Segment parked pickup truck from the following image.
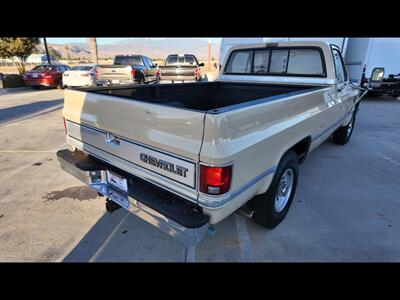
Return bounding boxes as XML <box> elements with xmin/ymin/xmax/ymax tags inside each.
<box><xmin>159</xmin><ymin>54</ymin><xmax>204</xmax><ymax>83</ymax></box>
<box><xmin>58</xmin><ymin>41</ymin><xmax>363</xmax><ymax>245</ymax></box>
<box><xmin>96</xmin><ymin>55</ymin><xmax>160</xmax><ymax>86</ymax></box>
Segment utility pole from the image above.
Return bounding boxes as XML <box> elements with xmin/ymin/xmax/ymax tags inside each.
<box><xmin>88</xmin><ymin>38</ymin><xmax>98</xmax><ymax>64</ymax></box>
<box><xmin>43</xmin><ymin>37</ymin><xmax>51</xmax><ymax>64</ymax></box>
<box><xmin>208</xmin><ymin>39</ymin><xmax>211</xmax><ymax>71</ymax></box>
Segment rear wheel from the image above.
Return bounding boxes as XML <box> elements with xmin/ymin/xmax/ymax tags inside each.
<box><xmin>250</xmin><ymin>150</ymin><xmax>299</xmax><ymax>229</ymax></box>
<box><xmin>57</xmin><ymin>80</ymin><xmax>64</xmax><ymax>89</ymax></box>
<box><xmin>332</xmin><ymin>110</ymin><xmax>356</xmax><ymax>145</ymax></box>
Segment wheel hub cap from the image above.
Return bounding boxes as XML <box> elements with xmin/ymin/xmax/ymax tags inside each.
<box><xmin>275</xmin><ymin>169</ymin><xmax>294</xmax><ymax>213</ymax></box>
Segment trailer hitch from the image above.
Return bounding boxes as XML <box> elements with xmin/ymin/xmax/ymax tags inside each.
<box><xmin>105</xmin><ymin>198</ymin><xmax>122</xmax><ymax>213</ymax></box>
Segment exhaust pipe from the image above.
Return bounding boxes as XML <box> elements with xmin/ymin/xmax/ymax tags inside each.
<box><xmin>105</xmin><ymin>199</ymin><xmax>121</xmax><ymax>213</ymax></box>
<box><xmin>236</xmin><ymin>206</ymin><xmax>254</xmax><ymax>219</ymax></box>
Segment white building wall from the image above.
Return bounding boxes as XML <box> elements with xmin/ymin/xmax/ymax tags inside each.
<box><xmin>366</xmin><ymin>38</ymin><xmax>400</xmax><ymax>76</ymax></box>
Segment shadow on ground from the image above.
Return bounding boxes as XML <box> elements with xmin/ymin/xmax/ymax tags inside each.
<box><xmin>62</xmin><ymin>207</ymin><xmax>188</xmax><ymax>262</ymax></box>
<box><xmin>0</xmin><ymin>99</ymin><xmax>63</xmax><ymax>124</ymax></box>
<box><xmin>62</xmin><ymin>202</ymin><xmax>242</xmax><ymax>262</ymax></box>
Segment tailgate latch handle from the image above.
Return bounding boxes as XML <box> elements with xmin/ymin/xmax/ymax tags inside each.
<box><xmin>105</xmin><ymin>132</ymin><xmax>120</xmax><ymax>146</ymax></box>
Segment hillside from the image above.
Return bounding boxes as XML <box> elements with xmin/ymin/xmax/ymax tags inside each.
<box><xmin>37</xmin><ymin>38</ymin><xmax>221</xmax><ymax>60</ymax></box>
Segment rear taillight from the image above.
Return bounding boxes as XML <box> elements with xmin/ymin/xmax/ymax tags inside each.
<box><xmin>131</xmin><ymin>68</ymin><xmax>135</xmax><ymax>77</ymax></box>
<box><xmin>43</xmin><ymin>72</ymin><xmax>52</xmax><ymax>79</ymax></box>
<box><xmin>194</xmin><ymin>67</ymin><xmax>199</xmax><ymax>77</ymax></box>
<box><xmin>95</xmin><ymin>68</ymin><xmax>99</xmax><ymax>77</ymax></box>
<box><xmin>157</xmin><ymin>69</ymin><xmax>161</xmax><ymax>76</ymax></box>
<box><xmin>63</xmin><ymin>117</ymin><xmax>67</xmax><ymax>134</ymax></box>
<box><xmin>200</xmin><ymin>164</ymin><xmax>232</xmax><ymax>195</ymax></box>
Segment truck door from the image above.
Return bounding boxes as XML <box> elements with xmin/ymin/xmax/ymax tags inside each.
<box><xmin>332</xmin><ymin>46</ymin><xmax>359</xmax><ymax>115</ymax></box>
<box><xmin>147</xmin><ymin>57</ymin><xmax>157</xmax><ymax>81</ymax></box>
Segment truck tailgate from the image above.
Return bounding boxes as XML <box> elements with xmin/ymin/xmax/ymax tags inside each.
<box><xmin>97</xmin><ymin>65</ymin><xmax>132</xmax><ymax>81</ymax></box>
<box><xmin>160</xmin><ymin>66</ymin><xmax>196</xmax><ymax>77</ymax></box>
<box><xmin>63</xmin><ymin>89</ymin><xmax>205</xmax><ymax>188</ymax></box>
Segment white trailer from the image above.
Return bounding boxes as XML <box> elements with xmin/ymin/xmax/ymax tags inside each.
<box><xmin>345</xmin><ymin>38</ymin><xmax>400</xmax><ymax>84</ymax></box>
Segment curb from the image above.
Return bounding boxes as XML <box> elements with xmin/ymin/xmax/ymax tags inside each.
<box><xmin>0</xmin><ymin>86</ymin><xmax>31</xmax><ymax>95</ymax></box>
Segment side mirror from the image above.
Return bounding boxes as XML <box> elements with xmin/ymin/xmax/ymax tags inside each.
<box><xmin>198</xmin><ymin>63</ymin><xmax>204</xmax><ymax>67</ymax></box>
<box><xmin>154</xmin><ymin>63</ymin><xmax>158</xmax><ymax>67</ymax></box>
<box><xmin>370</xmin><ymin>67</ymin><xmax>385</xmax><ymax>88</ymax></box>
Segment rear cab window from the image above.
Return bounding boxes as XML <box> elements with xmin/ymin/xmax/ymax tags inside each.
<box><xmin>114</xmin><ymin>56</ymin><xmax>143</xmax><ymax>66</ymax></box>
<box><xmin>166</xmin><ymin>55</ymin><xmax>198</xmax><ymax>65</ymax></box>
<box><xmin>225</xmin><ymin>50</ymin><xmax>253</xmax><ymax>74</ymax></box>
<box><xmin>166</xmin><ymin>55</ymin><xmax>178</xmax><ymax>65</ymax></box>
<box><xmin>224</xmin><ymin>47</ymin><xmax>326</xmax><ymax>77</ymax></box>
<box><xmin>184</xmin><ymin>55</ymin><xmax>196</xmax><ymax>64</ymax></box>
<box><xmin>32</xmin><ymin>65</ymin><xmax>52</xmax><ymax>72</ymax></box>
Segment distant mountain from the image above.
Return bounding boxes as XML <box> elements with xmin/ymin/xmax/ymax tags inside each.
<box><xmin>37</xmin><ymin>38</ymin><xmax>221</xmax><ymax>60</ymax></box>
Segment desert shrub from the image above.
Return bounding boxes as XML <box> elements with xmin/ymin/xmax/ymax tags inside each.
<box><xmin>3</xmin><ymin>74</ymin><xmax>26</xmax><ymax>88</ymax></box>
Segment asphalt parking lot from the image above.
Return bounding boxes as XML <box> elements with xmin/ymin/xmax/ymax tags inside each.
<box><xmin>0</xmin><ymin>88</ymin><xmax>399</xmax><ymax>262</ymax></box>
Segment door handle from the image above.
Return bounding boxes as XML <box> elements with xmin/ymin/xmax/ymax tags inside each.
<box><xmin>105</xmin><ymin>132</ymin><xmax>120</xmax><ymax>146</ymax></box>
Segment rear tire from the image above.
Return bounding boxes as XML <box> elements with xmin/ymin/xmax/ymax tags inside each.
<box><xmin>250</xmin><ymin>150</ymin><xmax>299</xmax><ymax>229</ymax></box>
<box><xmin>332</xmin><ymin>110</ymin><xmax>356</xmax><ymax>145</ymax></box>
<box><xmin>57</xmin><ymin>80</ymin><xmax>64</xmax><ymax>89</ymax></box>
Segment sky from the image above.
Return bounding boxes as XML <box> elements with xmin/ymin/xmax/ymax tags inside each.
<box><xmin>45</xmin><ymin>38</ymin><xmax>221</xmax><ymax>45</ymax></box>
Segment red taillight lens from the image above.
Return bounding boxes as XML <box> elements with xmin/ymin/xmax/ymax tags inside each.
<box><xmin>200</xmin><ymin>165</ymin><xmax>232</xmax><ymax>195</ymax></box>
<box><xmin>194</xmin><ymin>67</ymin><xmax>198</xmax><ymax>77</ymax></box>
<box><xmin>157</xmin><ymin>69</ymin><xmax>161</xmax><ymax>76</ymax></box>
<box><xmin>131</xmin><ymin>68</ymin><xmax>135</xmax><ymax>77</ymax></box>
<box><xmin>63</xmin><ymin>117</ymin><xmax>67</xmax><ymax>134</ymax></box>
<box><xmin>95</xmin><ymin>68</ymin><xmax>99</xmax><ymax>77</ymax></box>
<box><xmin>43</xmin><ymin>72</ymin><xmax>52</xmax><ymax>79</ymax></box>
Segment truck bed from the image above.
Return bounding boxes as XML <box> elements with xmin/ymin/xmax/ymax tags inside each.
<box><xmin>77</xmin><ymin>82</ymin><xmax>322</xmax><ymax>113</ymax></box>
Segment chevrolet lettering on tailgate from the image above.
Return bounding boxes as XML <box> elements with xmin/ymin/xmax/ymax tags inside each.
<box><xmin>140</xmin><ymin>153</ymin><xmax>189</xmax><ymax>178</ymax></box>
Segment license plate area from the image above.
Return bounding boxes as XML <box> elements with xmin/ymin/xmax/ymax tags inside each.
<box><xmin>108</xmin><ymin>187</ymin><xmax>130</xmax><ymax>209</ymax></box>
<box><xmin>106</xmin><ymin>170</ymin><xmax>130</xmax><ymax>209</ymax></box>
<box><xmin>106</xmin><ymin>170</ymin><xmax>128</xmax><ymax>192</ymax></box>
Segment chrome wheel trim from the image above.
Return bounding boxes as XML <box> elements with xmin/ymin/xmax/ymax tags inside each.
<box><xmin>275</xmin><ymin>168</ymin><xmax>294</xmax><ymax>213</ymax></box>
<box><xmin>346</xmin><ymin>119</ymin><xmax>353</xmax><ymax>137</ymax></box>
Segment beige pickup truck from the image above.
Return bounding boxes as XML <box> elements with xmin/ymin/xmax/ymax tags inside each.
<box><xmin>57</xmin><ymin>41</ymin><xmax>364</xmax><ymax>245</ymax></box>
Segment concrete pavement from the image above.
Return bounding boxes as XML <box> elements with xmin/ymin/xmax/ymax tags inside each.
<box><xmin>0</xmin><ymin>89</ymin><xmax>399</xmax><ymax>262</ymax></box>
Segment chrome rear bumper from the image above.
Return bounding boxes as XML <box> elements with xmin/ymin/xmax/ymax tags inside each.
<box><xmin>57</xmin><ymin>149</ymin><xmax>209</xmax><ymax>246</ymax></box>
